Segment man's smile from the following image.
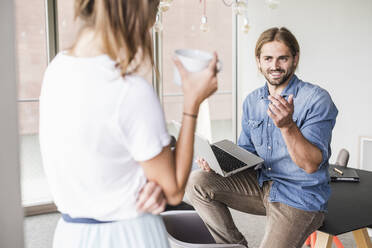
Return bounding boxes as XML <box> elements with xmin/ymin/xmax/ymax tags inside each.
<box><xmin>268</xmin><ymin>70</ymin><xmax>284</xmax><ymax>79</ymax></box>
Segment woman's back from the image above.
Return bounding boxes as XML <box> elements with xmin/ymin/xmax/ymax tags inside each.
<box><xmin>39</xmin><ymin>52</ymin><xmax>170</xmax><ymax>221</ymax></box>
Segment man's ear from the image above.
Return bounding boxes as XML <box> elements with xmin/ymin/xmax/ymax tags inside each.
<box><xmin>294</xmin><ymin>53</ymin><xmax>299</xmax><ymax>66</ymax></box>
<box><xmin>256</xmin><ymin>56</ymin><xmax>261</xmax><ymax>71</ymax></box>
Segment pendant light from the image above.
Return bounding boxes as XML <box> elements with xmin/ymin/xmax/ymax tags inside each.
<box><xmin>200</xmin><ymin>0</ymin><xmax>210</xmax><ymax>32</ymax></box>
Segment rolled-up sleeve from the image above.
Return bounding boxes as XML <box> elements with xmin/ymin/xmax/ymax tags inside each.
<box><xmin>300</xmin><ymin>88</ymin><xmax>338</xmax><ymax>169</ymax></box>
<box><xmin>117</xmin><ymin>77</ymin><xmax>171</xmax><ymax>162</ymax></box>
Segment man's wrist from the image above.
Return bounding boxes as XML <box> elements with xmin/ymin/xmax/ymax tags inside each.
<box><xmin>280</xmin><ymin>121</ymin><xmax>297</xmax><ymax>134</ymax></box>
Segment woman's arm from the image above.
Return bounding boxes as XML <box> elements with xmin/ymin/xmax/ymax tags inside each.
<box><xmin>139</xmin><ymin>53</ymin><xmax>218</xmax><ymax>205</ymax></box>
<box><xmin>139</xmin><ymin>117</ymin><xmax>196</xmax><ymax>205</ymax></box>
<box><xmin>136</xmin><ymin>181</ymin><xmax>167</xmax><ymax>214</ymax></box>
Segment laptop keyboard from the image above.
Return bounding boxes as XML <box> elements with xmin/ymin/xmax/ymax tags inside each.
<box><xmin>211</xmin><ymin>145</ymin><xmax>247</xmax><ymax>173</ymax></box>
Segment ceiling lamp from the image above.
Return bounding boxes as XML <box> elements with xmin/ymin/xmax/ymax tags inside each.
<box><xmin>199</xmin><ymin>0</ymin><xmax>210</xmax><ymax>32</ymax></box>
<box><xmin>154</xmin><ymin>0</ymin><xmax>279</xmax><ymax>34</ymax></box>
<box><xmin>242</xmin><ymin>17</ymin><xmax>250</xmax><ymax>34</ymax></box>
<box><xmin>159</xmin><ymin>0</ymin><xmax>173</xmax><ymax>13</ymax></box>
<box><xmin>232</xmin><ymin>0</ymin><xmax>248</xmax><ymax>16</ymax></box>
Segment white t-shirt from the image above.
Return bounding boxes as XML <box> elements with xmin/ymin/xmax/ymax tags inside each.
<box><xmin>39</xmin><ymin>52</ymin><xmax>171</xmax><ymax>221</ymax></box>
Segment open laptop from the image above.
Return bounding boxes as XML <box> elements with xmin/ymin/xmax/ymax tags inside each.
<box><xmin>194</xmin><ymin>134</ymin><xmax>264</xmax><ymax>177</ymax></box>
<box><xmin>172</xmin><ymin>121</ymin><xmax>264</xmax><ymax>177</ymax></box>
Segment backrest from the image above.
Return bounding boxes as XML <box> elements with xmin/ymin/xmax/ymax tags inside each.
<box><xmin>335</xmin><ymin>148</ymin><xmax>350</xmax><ymax>167</ymax></box>
<box><xmin>161</xmin><ymin>211</ymin><xmax>216</xmax><ymax>244</ymax></box>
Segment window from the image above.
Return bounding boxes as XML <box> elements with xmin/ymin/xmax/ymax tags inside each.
<box><xmin>160</xmin><ymin>1</ymin><xmax>235</xmax><ymax>142</ymax></box>
<box><xmin>15</xmin><ymin>0</ymin><xmax>52</xmax><ymax>207</ymax></box>
<box><xmin>57</xmin><ymin>0</ymin><xmax>78</xmax><ymax>52</ymax></box>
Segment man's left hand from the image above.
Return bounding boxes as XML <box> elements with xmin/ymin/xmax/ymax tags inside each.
<box><xmin>267</xmin><ymin>94</ymin><xmax>295</xmax><ymax>129</ymax></box>
<box><xmin>136</xmin><ymin>181</ymin><xmax>167</xmax><ymax>215</ymax></box>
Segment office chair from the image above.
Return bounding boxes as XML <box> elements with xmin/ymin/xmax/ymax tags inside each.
<box><xmin>304</xmin><ymin>148</ymin><xmax>350</xmax><ymax>248</ymax></box>
<box><xmin>161</xmin><ymin>210</ymin><xmax>246</xmax><ymax>248</ymax></box>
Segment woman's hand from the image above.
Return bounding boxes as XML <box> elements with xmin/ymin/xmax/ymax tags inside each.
<box><xmin>173</xmin><ymin>52</ymin><xmax>219</xmax><ymax>114</ymax></box>
<box><xmin>136</xmin><ymin>181</ymin><xmax>166</xmax><ymax>215</ymax></box>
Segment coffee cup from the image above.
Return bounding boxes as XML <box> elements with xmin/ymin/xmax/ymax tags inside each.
<box><xmin>174</xmin><ymin>49</ymin><xmax>222</xmax><ymax>86</ymax></box>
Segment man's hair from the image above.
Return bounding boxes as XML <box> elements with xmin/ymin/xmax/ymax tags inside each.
<box><xmin>255</xmin><ymin>27</ymin><xmax>300</xmax><ymax>61</ymax></box>
<box><xmin>74</xmin><ymin>0</ymin><xmax>160</xmax><ymax>76</ymax></box>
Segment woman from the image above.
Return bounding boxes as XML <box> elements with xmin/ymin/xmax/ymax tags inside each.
<box><xmin>39</xmin><ymin>0</ymin><xmax>218</xmax><ymax>247</ymax></box>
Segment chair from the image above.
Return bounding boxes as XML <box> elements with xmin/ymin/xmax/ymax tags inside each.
<box><xmin>161</xmin><ymin>210</ymin><xmax>246</xmax><ymax>248</ymax></box>
<box><xmin>334</xmin><ymin>148</ymin><xmax>349</xmax><ymax>167</ymax></box>
<box><xmin>304</xmin><ymin>148</ymin><xmax>350</xmax><ymax>248</ymax></box>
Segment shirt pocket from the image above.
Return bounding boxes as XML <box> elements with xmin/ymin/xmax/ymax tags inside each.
<box><xmin>248</xmin><ymin>119</ymin><xmax>264</xmax><ymax>147</ymax></box>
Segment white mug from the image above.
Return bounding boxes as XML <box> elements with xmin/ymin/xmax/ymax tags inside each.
<box><xmin>174</xmin><ymin>49</ymin><xmax>222</xmax><ymax>86</ymax></box>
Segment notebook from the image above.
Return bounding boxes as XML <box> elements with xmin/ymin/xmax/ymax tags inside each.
<box><xmin>328</xmin><ymin>164</ymin><xmax>360</xmax><ymax>182</ymax></box>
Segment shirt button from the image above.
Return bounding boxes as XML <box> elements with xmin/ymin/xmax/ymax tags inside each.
<box><xmin>268</xmin><ymin>124</ymin><xmax>271</xmax><ymax>127</ymax></box>
<box><xmin>268</xmin><ymin>167</ymin><xmax>272</xmax><ymax>171</ymax></box>
<box><xmin>268</xmin><ymin>146</ymin><xmax>272</xmax><ymax>150</ymax></box>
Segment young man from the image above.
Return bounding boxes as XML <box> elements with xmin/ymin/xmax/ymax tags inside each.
<box><xmin>186</xmin><ymin>27</ymin><xmax>338</xmax><ymax>248</ymax></box>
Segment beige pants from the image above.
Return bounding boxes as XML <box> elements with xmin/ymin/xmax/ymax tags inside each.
<box><xmin>185</xmin><ymin>169</ymin><xmax>325</xmax><ymax>248</ymax></box>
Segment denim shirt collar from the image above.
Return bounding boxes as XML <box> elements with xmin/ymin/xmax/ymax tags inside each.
<box><xmin>259</xmin><ymin>74</ymin><xmax>299</xmax><ymax>100</ymax></box>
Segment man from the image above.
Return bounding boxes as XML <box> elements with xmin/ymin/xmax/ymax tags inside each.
<box><xmin>185</xmin><ymin>27</ymin><xmax>338</xmax><ymax>248</ymax></box>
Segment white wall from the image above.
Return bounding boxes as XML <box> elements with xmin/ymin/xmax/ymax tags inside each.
<box><xmin>0</xmin><ymin>0</ymin><xmax>24</xmax><ymax>247</ymax></box>
<box><xmin>237</xmin><ymin>0</ymin><xmax>372</xmax><ymax>168</ymax></box>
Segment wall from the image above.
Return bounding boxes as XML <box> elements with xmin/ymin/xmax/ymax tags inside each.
<box><xmin>0</xmin><ymin>0</ymin><xmax>25</xmax><ymax>247</ymax></box>
<box><xmin>237</xmin><ymin>0</ymin><xmax>372</xmax><ymax>168</ymax></box>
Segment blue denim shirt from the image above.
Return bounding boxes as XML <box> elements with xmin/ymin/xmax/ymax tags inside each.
<box><xmin>238</xmin><ymin>75</ymin><xmax>338</xmax><ymax>212</ymax></box>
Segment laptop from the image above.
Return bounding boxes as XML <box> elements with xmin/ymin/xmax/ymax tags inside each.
<box><xmin>171</xmin><ymin>121</ymin><xmax>264</xmax><ymax>177</ymax></box>
<box><xmin>194</xmin><ymin>134</ymin><xmax>264</xmax><ymax>177</ymax></box>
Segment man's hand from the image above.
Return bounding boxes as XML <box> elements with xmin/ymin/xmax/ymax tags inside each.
<box><xmin>196</xmin><ymin>157</ymin><xmax>212</xmax><ymax>172</ymax></box>
<box><xmin>267</xmin><ymin>94</ymin><xmax>295</xmax><ymax>130</ymax></box>
<box><xmin>136</xmin><ymin>181</ymin><xmax>166</xmax><ymax>215</ymax></box>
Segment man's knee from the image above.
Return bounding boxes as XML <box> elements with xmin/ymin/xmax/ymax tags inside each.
<box><xmin>185</xmin><ymin>170</ymin><xmax>215</xmax><ymax>201</ymax></box>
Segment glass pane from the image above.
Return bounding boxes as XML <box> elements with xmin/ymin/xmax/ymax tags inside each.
<box><xmin>57</xmin><ymin>0</ymin><xmax>79</xmax><ymax>51</ymax></box>
<box><xmin>15</xmin><ymin>0</ymin><xmax>47</xmax><ymax>100</ymax></box>
<box><xmin>19</xmin><ymin>102</ymin><xmax>52</xmax><ymax>205</ymax></box>
<box><xmin>161</xmin><ymin>1</ymin><xmax>233</xmax><ymax>142</ymax></box>
<box><xmin>15</xmin><ymin>0</ymin><xmax>52</xmax><ymax>205</ymax></box>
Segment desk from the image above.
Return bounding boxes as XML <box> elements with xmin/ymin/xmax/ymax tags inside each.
<box><xmin>315</xmin><ymin>166</ymin><xmax>372</xmax><ymax>248</ymax></box>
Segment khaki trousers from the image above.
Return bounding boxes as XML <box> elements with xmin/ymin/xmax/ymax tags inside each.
<box><xmin>185</xmin><ymin>169</ymin><xmax>325</xmax><ymax>248</ymax></box>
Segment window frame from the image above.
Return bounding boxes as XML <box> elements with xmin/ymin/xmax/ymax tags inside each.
<box><xmin>22</xmin><ymin>0</ymin><xmax>59</xmax><ymax>216</ymax></box>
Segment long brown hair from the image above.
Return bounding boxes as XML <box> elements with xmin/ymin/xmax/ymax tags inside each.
<box><xmin>255</xmin><ymin>27</ymin><xmax>300</xmax><ymax>69</ymax></box>
<box><xmin>74</xmin><ymin>0</ymin><xmax>160</xmax><ymax>76</ymax></box>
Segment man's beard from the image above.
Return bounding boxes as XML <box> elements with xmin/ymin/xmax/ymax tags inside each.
<box><xmin>262</xmin><ymin>64</ymin><xmax>295</xmax><ymax>86</ymax></box>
